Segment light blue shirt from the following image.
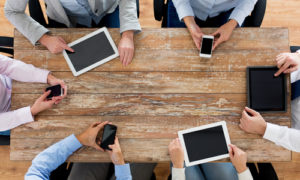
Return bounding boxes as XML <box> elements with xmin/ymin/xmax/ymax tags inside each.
<box><xmin>25</xmin><ymin>134</ymin><xmax>132</xmax><ymax>180</ymax></box>
<box><xmin>172</xmin><ymin>0</ymin><xmax>258</xmax><ymax>26</ymax></box>
<box><xmin>59</xmin><ymin>0</ymin><xmax>104</xmax><ymax>27</ymax></box>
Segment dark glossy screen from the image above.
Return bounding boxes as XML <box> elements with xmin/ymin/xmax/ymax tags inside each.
<box><xmin>183</xmin><ymin>126</ymin><xmax>228</xmax><ymax>162</ymax></box>
<box><xmin>249</xmin><ymin>67</ymin><xmax>286</xmax><ymax>111</ymax></box>
<box><xmin>66</xmin><ymin>31</ymin><xmax>115</xmax><ymax>72</ymax></box>
<box><xmin>100</xmin><ymin>124</ymin><xmax>117</xmax><ymax>150</ymax></box>
<box><xmin>46</xmin><ymin>84</ymin><xmax>62</xmax><ymax>99</ymax></box>
<box><xmin>200</xmin><ymin>38</ymin><xmax>213</xmax><ymax>54</ymax></box>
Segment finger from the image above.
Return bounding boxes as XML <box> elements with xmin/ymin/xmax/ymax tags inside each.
<box><xmin>39</xmin><ymin>90</ymin><xmax>51</xmax><ymax>101</ymax></box>
<box><xmin>123</xmin><ymin>50</ymin><xmax>130</xmax><ymax>66</ymax></box>
<box><xmin>212</xmin><ymin>30</ymin><xmax>220</xmax><ymax>37</ymax></box>
<box><xmin>276</xmin><ymin>54</ymin><xmax>286</xmax><ymax>61</ymax></box>
<box><xmin>96</xmin><ymin>121</ymin><xmax>110</xmax><ymax>130</ymax></box>
<box><xmin>58</xmin><ymin>36</ymin><xmax>66</xmax><ymax>44</ymax></box>
<box><xmin>90</xmin><ymin>121</ymin><xmax>102</xmax><ymax>128</ymax></box>
<box><xmin>62</xmin><ymin>43</ymin><xmax>74</xmax><ymax>52</ymax></box>
<box><xmin>126</xmin><ymin>49</ymin><xmax>134</xmax><ymax>66</ymax></box>
<box><xmin>239</xmin><ymin>123</ymin><xmax>245</xmax><ymax>131</ymax></box>
<box><xmin>275</xmin><ymin>62</ymin><xmax>290</xmax><ymax>76</ymax></box>
<box><xmin>276</xmin><ymin>58</ymin><xmax>286</xmax><ymax>69</ymax></box>
<box><xmin>244</xmin><ymin>107</ymin><xmax>259</xmax><ymax>116</ymax></box>
<box><xmin>212</xmin><ymin>38</ymin><xmax>223</xmax><ymax>51</ymax></box>
<box><xmin>108</xmin><ymin>144</ymin><xmax>114</xmax><ymax>150</ymax></box>
<box><xmin>93</xmin><ymin>144</ymin><xmax>104</xmax><ymax>151</ymax></box>
<box><xmin>284</xmin><ymin>66</ymin><xmax>298</xmax><ymax>74</ymax></box>
<box><xmin>242</xmin><ymin>110</ymin><xmax>250</xmax><ymax>119</ymax></box>
<box><xmin>119</xmin><ymin>48</ymin><xmax>125</xmax><ymax>65</ymax></box>
<box><xmin>62</xmin><ymin>85</ymin><xmax>67</xmax><ymax>97</ymax></box>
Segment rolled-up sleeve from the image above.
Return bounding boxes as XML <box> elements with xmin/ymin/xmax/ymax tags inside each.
<box><xmin>119</xmin><ymin>0</ymin><xmax>141</xmax><ymax>34</ymax></box>
<box><xmin>172</xmin><ymin>0</ymin><xmax>195</xmax><ymax>21</ymax></box>
<box><xmin>229</xmin><ymin>0</ymin><xmax>257</xmax><ymax>26</ymax></box>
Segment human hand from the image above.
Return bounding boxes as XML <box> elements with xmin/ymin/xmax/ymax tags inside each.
<box><xmin>108</xmin><ymin>137</ymin><xmax>125</xmax><ymax>165</ymax></box>
<box><xmin>47</xmin><ymin>74</ymin><xmax>67</xmax><ymax>104</ymax></box>
<box><xmin>76</xmin><ymin>121</ymin><xmax>110</xmax><ymax>151</ymax></box>
<box><xmin>211</xmin><ymin>19</ymin><xmax>237</xmax><ymax>50</ymax></box>
<box><xmin>275</xmin><ymin>52</ymin><xmax>300</xmax><ymax>76</ymax></box>
<box><xmin>168</xmin><ymin>138</ymin><xmax>184</xmax><ymax>168</ymax></box>
<box><xmin>184</xmin><ymin>17</ymin><xmax>204</xmax><ymax>50</ymax></box>
<box><xmin>229</xmin><ymin>144</ymin><xmax>248</xmax><ymax>173</ymax></box>
<box><xmin>239</xmin><ymin>107</ymin><xmax>267</xmax><ymax>136</ymax></box>
<box><xmin>31</xmin><ymin>90</ymin><xmax>62</xmax><ymax>116</ymax></box>
<box><xmin>39</xmin><ymin>34</ymin><xmax>74</xmax><ymax>54</ymax></box>
<box><xmin>118</xmin><ymin>30</ymin><xmax>134</xmax><ymax>66</ymax></box>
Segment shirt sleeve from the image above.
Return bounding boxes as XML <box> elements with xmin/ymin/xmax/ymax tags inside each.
<box><xmin>172</xmin><ymin>0</ymin><xmax>195</xmax><ymax>21</ymax></box>
<box><xmin>119</xmin><ymin>0</ymin><xmax>141</xmax><ymax>34</ymax></box>
<box><xmin>0</xmin><ymin>106</ymin><xmax>34</xmax><ymax>131</ymax></box>
<box><xmin>263</xmin><ymin>123</ymin><xmax>300</xmax><ymax>152</ymax></box>
<box><xmin>229</xmin><ymin>0</ymin><xmax>258</xmax><ymax>26</ymax></box>
<box><xmin>115</xmin><ymin>163</ymin><xmax>132</xmax><ymax>180</ymax></box>
<box><xmin>4</xmin><ymin>0</ymin><xmax>49</xmax><ymax>45</ymax></box>
<box><xmin>0</xmin><ymin>54</ymin><xmax>49</xmax><ymax>83</ymax></box>
<box><xmin>238</xmin><ymin>168</ymin><xmax>253</xmax><ymax>180</ymax></box>
<box><xmin>25</xmin><ymin>134</ymin><xmax>82</xmax><ymax>180</ymax></box>
<box><xmin>172</xmin><ymin>167</ymin><xmax>185</xmax><ymax>180</ymax></box>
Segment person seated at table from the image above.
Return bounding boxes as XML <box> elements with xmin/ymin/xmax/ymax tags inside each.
<box><xmin>4</xmin><ymin>0</ymin><xmax>141</xmax><ymax>66</ymax></box>
<box><xmin>168</xmin><ymin>138</ymin><xmax>253</xmax><ymax>180</ymax></box>
<box><xmin>170</xmin><ymin>0</ymin><xmax>257</xmax><ymax>50</ymax></box>
<box><xmin>239</xmin><ymin>50</ymin><xmax>300</xmax><ymax>152</ymax></box>
<box><xmin>26</xmin><ymin>121</ymin><xmax>133</xmax><ymax>180</ymax></box>
<box><xmin>0</xmin><ymin>54</ymin><xmax>67</xmax><ymax>134</ymax></box>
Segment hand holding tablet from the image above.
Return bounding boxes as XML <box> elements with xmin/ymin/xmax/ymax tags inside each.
<box><xmin>178</xmin><ymin>121</ymin><xmax>231</xmax><ymax>166</ymax></box>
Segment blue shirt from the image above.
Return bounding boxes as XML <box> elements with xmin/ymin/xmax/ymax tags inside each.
<box><xmin>25</xmin><ymin>134</ymin><xmax>132</xmax><ymax>180</ymax></box>
<box><xmin>172</xmin><ymin>0</ymin><xmax>258</xmax><ymax>26</ymax></box>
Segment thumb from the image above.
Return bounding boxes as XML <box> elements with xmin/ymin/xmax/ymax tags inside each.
<box><xmin>39</xmin><ymin>90</ymin><xmax>51</xmax><ymax>101</ymax></box>
<box><xmin>62</xmin><ymin>43</ymin><xmax>74</xmax><ymax>52</ymax></box>
<box><xmin>245</xmin><ymin>107</ymin><xmax>259</xmax><ymax>116</ymax></box>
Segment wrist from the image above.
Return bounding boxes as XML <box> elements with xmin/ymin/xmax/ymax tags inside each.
<box><xmin>39</xmin><ymin>34</ymin><xmax>50</xmax><ymax>46</ymax></box>
<box><xmin>236</xmin><ymin>165</ymin><xmax>248</xmax><ymax>174</ymax></box>
<box><xmin>259</xmin><ymin>122</ymin><xmax>267</xmax><ymax>136</ymax></box>
<box><xmin>30</xmin><ymin>106</ymin><xmax>38</xmax><ymax>116</ymax></box>
<box><xmin>173</xmin><ymin>161</ymin><xmax>184</xmax><ymax>168</ymax></box>
<box><xmin>122</xmin><ymin>31</ymin><xmax>134</xmax><ymax>40</ymax></box>
<box><xmin>75</xmin><ymin>133</ymin><xmax>84</xmax><ymax>146</ymax></box>
<box><xmin>228</xmin><ymin>19</ymin><xmax>238</xmax><ymax>28</ymax></box>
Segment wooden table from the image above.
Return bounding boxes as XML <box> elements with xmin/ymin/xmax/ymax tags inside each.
<box><xmin>11</xmin><ymin>28</ymin><xmax>291</xmax><ymax>162</ymax></box>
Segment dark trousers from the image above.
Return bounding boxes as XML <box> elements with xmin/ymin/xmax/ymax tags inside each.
<box><xmin>247</xmin><ymin>163</ymin><xmax>278</xmax><ymax>180</ymax></box>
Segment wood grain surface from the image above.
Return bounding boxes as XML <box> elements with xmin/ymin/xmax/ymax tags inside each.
<box><xmin>11</xmin><ymin>28</ymin><xmax>292</xmax><ymax>162</ymax></box>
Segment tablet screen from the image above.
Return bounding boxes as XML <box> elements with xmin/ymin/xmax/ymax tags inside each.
<box><xmin>248</xmin><ymin>67</ymin><xmax>286</xmax><ymax>111</ymax></box>
<box><xmin>66</xmin><ymin>31</ymin><xmax>115</xmax><ymax>72</ymax></box>
<box><xmin>182</xmin><ymin>125</ymin><xmax>228</xmax><ymax>162</ymax></box>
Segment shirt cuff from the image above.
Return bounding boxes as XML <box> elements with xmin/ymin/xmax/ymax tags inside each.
<box><xmin>32</xmin><ymin>28</ymin><xmax>50</xmax><ymax>45</ymax></box>
<box><xmin>229</xmin><ymin>9</ymin><xmax>248</xmax><ymax>26</ymax></box>
<box><xmin>33</xmin><ymin>69</ymin><xmax>50</xmax><ymax>83</ymax></box>
<box><xmin>115</xmin><ymin>163</ymin><xmax>132</xmax><ymax>179</ymax></box>
<box><xmin>238</xmin><ymin>168</ymin><xmax>253</xmax><ymax>180</ymax></box>
<box><xmin>17</xmin><ymin>106</ymin><xmax>34</xmax><ymax>125</ymax></box>
<box><xmin>297</xmin><ymin>50</ymin><xmax>300</xmax><ymax>54</ymax></box>
<box><xmin>173</xmin><ymin>1</ymin><xmax>195</xmax><ymax>21</ymax></box>
<box><xmin>67</xmin><ymin>134</ymin><xmax>83</xmax><ymax>152</ymax></box>
<box><xmin>263</xmin><ymin>123</ymin><xmax>282</xmax><ymax>143</ymax></box>
<box><xmin>120</xmin><ymin>23</ymin><xmax>142</xmax><ymax>34</ymax></box>
<box><xmin>172</xmin><ymin>167</ymin><xmax>185</xmax><ymax>179</ymax></box>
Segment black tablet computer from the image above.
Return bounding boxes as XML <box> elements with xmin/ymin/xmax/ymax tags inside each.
<box><xmin>247</xmin><ymin>66</ymin><xmax>287</xmax><ymax>112</ymax></box>
<box><xmin>63</xmin><ymin>27</ymin><xmax>119</xmax><ymax>76</ymax></box>
<box><xmin>178</xmin><ymin>121</ymin><xmax>231</xmax><ymax>166</ymax></box>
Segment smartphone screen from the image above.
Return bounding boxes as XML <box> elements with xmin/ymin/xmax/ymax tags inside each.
<box><xmin>100</xmin><ymin>124</ymin><xmax>117</xmax><ymax>150</ymax></box>
<box><xmin>201</xmin><ymin>38</ymin><xmax>213</xmax><ymax>55</ymax></box>
<box><xmin>45</xmin><ymin>84</ymin><xmax>63</xmax><ymax>99</ymax></box>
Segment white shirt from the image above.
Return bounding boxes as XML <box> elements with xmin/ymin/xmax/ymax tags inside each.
<box><xmin>172</xmin><ymin>0</ymin><xmax>257</xmax><ymax>26</ymax></box>
<box><xmin>0</xmin><ymin>55</ymin><xmax>49</xmax><ymax>131</ymax></box>
<box><xmin>171</xmin><ymin>167</ymin><xmax>253</xmax><ymax>180</ymax></box>
<box><xmin>263</xmin><ymin>50</ymin><xmax>300</xmax><ymax>152</ymax></box>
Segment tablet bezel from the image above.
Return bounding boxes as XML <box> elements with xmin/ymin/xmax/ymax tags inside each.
<box><xmin>63</xmin><ymin>27</ymin><xmax>119</xmax><ymax>76</ymax></box>
<box><xmin>178</xmin><ymin>121</ymin><xmax>231</xmax><ymax>167</ymax></box>
<box><xmin>246</xmin><ymin>66</ymin><xmax>287</xmax><ymax>113</ymax></box>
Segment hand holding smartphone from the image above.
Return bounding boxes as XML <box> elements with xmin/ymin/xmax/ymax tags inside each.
<box><xmin>45</xmin><ymin>84</ymin><xmax>64</xmax><ymax>100</ymax></box>
<box><xmin>100</xmin><ymin>124</ymin><xmax>117</xmax><ymax>150</ymax></box>
<box><xmin>200</xmin><ymin>35</ymin><xmax>214</xmax><ymax>58</ymax></box>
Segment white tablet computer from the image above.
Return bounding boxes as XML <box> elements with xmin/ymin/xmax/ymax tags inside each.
<box><xmin>178</xmin><ymin>121</ymin><xmax>231</xmax><ymax>167</ymax></box>
<box><xmin>63</xmin><ymin>27</ymin><xmax>119</xmax><ymax>76</ymax></box>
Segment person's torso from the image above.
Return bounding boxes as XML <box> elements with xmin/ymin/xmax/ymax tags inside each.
<box><xmin>0</xmin><ymin>75</ymin><xmax>12</xmax><ymax>114</ymax></box>
<box><xmin>45</xmin><ymin>0</ymin><xmax>119</xmax><ymax>27</ymax></box>
<box><xmin>190</xmin><ymin>0</ymin><xmax>240</xmax><ymax>20</ymax></box>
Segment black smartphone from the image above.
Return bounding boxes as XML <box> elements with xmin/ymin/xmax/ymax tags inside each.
<box><xmin>100</xmin><ymin>124</ymin><xmax>117</xmax><ymax>150</ymax></box>
<box><xmin>45</xmin><ymin>84</ymin><xmax>63</xmax><ymax>100</ymax></box>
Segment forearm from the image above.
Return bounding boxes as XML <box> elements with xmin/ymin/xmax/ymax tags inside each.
<box><xmin>229</xmin><ymin>0</ymin><xmax>257</xmax><ymax>26</ymax></box>
<box><xmin>119</xmin><ymin>0</ymin><xmax>141</xmax><ymax>34</ymax></box>
<box><xmin>172</xmin><ymin>0</ymin><xmax>194</xmax><ymax>21</ymax></box>
<box><xmin>263</xmin><ymin>123</ymin><xmax>300</xmax><ymax>152</ymax></box>
<box><xmin>25</xmin><ymin>134</ymin><xmax>82</xmax><ymax>180</ymax></box>
<box><xmin>0</xmin><ymin>54</ymin><xmax>49</xmax><ymax>83</ymax></box>
<box><xmin>0</xmin><ymin>107</ymin><xmax>34</xmax><ymax>131</ymax></box>
<box><xmin>4</xmin><ymin>0</ymin><xmax>49</xmax><ymax>45</ymax></box>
